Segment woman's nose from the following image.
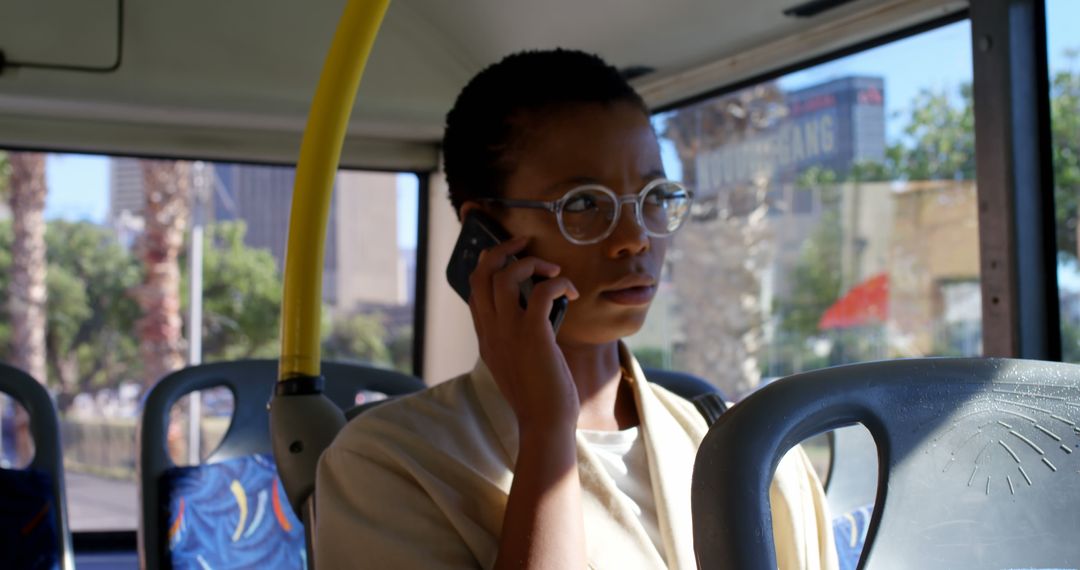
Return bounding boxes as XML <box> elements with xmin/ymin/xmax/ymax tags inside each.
<box><xmin>605</xmin><ymin>200</ymin><xmax>649</xmax><ymax>257</ymax></box>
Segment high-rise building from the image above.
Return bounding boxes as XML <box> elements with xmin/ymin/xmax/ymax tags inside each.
<box><xmin>106</xmin><ymin>159</ymin><xmax>409</xmax><ymax>315</ymax></box>
<box><xmin>632</xmin><ymin>76</ymin><xmax>891</xmax><ymax>372</ymax></box>
<box><xmin>692</xmin><ymin>75</ymin><xmax>886</xmax><ymax>195</ymax></box>
<box><xmin>107</xmin><ymin>158</ymin><xmax>147</xmax><ymax>248</ymax></box>
<box><xmin>783</xmin><ymin>76</ymin><xmax>886</xmax><ymax>175</ymax></box>
<box><xmin>212</xmin><ymin>162</ymin><xmax>339</xmax><ymax>302</ymax></box>
<box><xmin>333</xmin><ymin>171</ymin><xmax>404</xmax><ymax>312</ymax></box>
<box><xmin>108</xmin><ymin>158</ymin><xmax>145</xmax><ymax>222</ymax></box>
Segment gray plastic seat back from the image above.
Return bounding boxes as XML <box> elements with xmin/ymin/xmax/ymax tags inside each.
<box><xmin>824</xmin><ymin>424</ymin><xmax>878</xmax><ymax>517</ymax></box>
<box><xmin>0</xmin><ymin>362</ymin><xmax>73</xmax><ymax>570</ymax></box>
<box><xmin>138</xmin><ymin>359</ymin><xmax>425</xmax><ymax>570</ymax></box>
<box><xmin>692</xmin><ymin>358</ymin><xmax>1080</xmax><ymax>570</ymax></box>
<box><xmin>643</xmin><ymin>367</ymin><xmax>723</xmax><ymax>401</ymax></box>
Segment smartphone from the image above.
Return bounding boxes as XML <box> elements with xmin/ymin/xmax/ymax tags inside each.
<box><xmin>446</xmin><ymin>210</ymin><xmax>568</xmax><ymax>332</ymax></box>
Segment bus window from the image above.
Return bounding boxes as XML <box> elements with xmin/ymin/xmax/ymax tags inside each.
<box><xmin>1049</xmin><ymin>0</ymin><xmax>1080</xmax><ymax>363</ymax></box>
<box><xmin>630</xmin><ymin>20</ymin><xmax>978</xmax><ymax>480</ymax></box>
<box><xmin>0</xmin><ymin>152</ymin><xmax>421</xmax><ymax>531</ymax></box>
<box><xmin>0</xmin><ymin>395</ymin><xmax>32</xmax><ymax>469</ymax></box>
<box><xmin>166</xmin><ymin>387</ymin><xmax>234</xmax><ymax>466</ymax></box>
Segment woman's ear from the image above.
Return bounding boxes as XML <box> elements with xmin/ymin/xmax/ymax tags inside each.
<box><xmin>458</xmin><ymin>200</ymin><xmax>483</xmax><ymax>221</ymax></box>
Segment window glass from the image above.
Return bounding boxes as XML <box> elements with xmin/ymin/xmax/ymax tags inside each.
<box><xmin>166</xmin><ymin>387</ymin><xmax>234</xmax><ymax>466</ymax></box>
<box><xmin>1048</xmin><ymin>0</ymin><xmax>1080</xmax><ymax>362</ymax></box>
<box><xmin>0</xmin><ymin>395</ymin><xmax>32</xmax><ymax>469</ymax></box>
<box><xmin>0</xmin><ymin>151</ymin><xmax>420</xmax><ymax>531</ymax></box>
<box><xmin>634</xmin><ymin>21</ymin><xmax>978</xmax><ymax>482</ymax></box>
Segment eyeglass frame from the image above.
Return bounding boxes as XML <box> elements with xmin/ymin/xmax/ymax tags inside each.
<box><xmin>477</xmin><ymin>178</ymin><xmax>694</xmax><ymax>245</ymax></box>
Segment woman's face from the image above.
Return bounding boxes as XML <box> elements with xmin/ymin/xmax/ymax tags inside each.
<box><xmin>480</xmin><ymin>101</ymin><xmax>669</xmax><ymax>346</ymax></box>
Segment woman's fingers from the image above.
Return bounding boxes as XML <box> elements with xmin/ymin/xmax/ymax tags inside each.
<box><xmin>468</xmin><ymin>237</ymin><xmax>528</xmax><ymax>317</ymax></box>
<box><xmin>492</xmin><ymin>257</ymin><xmax>561</xmax><ymax>316</ymax></box>
<box><xmin>524</xmin><ymin>277</ymin><xmax>579</xmax><ymax>325</ymax></box>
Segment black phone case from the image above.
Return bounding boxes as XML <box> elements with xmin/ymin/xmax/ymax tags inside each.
<box><xmin>446</xmin><ymin>211</ymin><xmax>568</xmax><ymax>331</ymax></box>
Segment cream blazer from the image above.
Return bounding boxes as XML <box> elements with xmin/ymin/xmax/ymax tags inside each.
<box><xmin>315</xmin><ymin>345</ymin><xmax>837</xmax><ymax>569</ymax></box>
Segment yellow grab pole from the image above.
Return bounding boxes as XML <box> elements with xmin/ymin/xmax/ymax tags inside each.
<box><xmin>279</xmin><ymin>0</ymin><xmax>391</xmax><ymax>381</ymax></box>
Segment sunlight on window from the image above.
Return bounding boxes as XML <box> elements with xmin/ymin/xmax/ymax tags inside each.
<box><xmin>0</xmin><ymin>151</ymin><xmax>420</xmax><ymax>530</ymax></box>
<box><xmin>632</xmin><ymin>21</ymin><xmax>981</xmax><ymax>403</ymax></box>
<box><xmin>1048</xmin><ymin>0</ymin><xmax>1080</xmax><ymax>362</ymax></box>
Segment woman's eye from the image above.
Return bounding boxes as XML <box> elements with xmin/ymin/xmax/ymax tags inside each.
<box><xmin>564</xmin><ymin>194</ymin><xmax>599</xmax><ymax>212</ymax></box>
<box><xmin>646</xmin><ymin>190</ymin><xmax>684</xmax><ymax>207</ymax></box>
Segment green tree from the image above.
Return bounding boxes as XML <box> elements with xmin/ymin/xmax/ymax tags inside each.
<box><xmin>775</xmin><ymin>169</ymin><xmax>843</xmax><ymax>338</ymax></box>
<box><xmin>891</xmin><ymin>84</ymin><xmax>976</xmax><ymax>182</ymax></box>
<box><xmin>44</xmin><ymin>221</ymin><xmax>143</xmax><ymax>406</ymax></box>
<box><xmin>183</xmin><ymin>221</ymin><xmax>283</xmax><ymax>361</ymax></box>
<box><xmin>631</xmin><ymin>347</ymin><xmax>671</xmax><ymax>370</ymax></box>
<box><xmin>878</xmin><ymin>57</ymin><xmax>1079</xmax><ymax>258</ymax></box>
<box><xmin>1052</xmin><ymin>50</ymin><xmax>1080</xmax><ymax>258</ymax></box>
<box><xmin>0</xmin><ymin>220</ymin><xmax>142</xmax><ymax>409</ymax></box>
<box><xmin>322</xmin><ymin>312</ymin><xmax>391</xmax><ymax>367</ymax></box>
<box><xmin>1063</xmin><ymin>319</ymin><xmax>1080</xmax><ymax>363</ymax></box>
<box><xmin>386</xmin><ymin>325</ymin><xmax>413</xmax><ymax>373</ymax></box>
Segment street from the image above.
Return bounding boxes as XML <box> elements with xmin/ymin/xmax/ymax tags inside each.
<box><xmin>66</xmin><ymin>471</ymin><xmax>137</xmax><ymax>531</ymax></box>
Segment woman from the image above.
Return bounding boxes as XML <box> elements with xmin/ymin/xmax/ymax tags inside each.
<box><xmin>316</xmin><ymin>49</ymin><xmax>837</xmax><ymax>570</ymax></box>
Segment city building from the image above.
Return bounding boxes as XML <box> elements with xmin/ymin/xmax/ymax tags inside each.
<box><xmin>634</xmin><ymin>74</ymin><xmax>982</xmax><ymax>387</ymax></box>
<box><xmin>210</xmin><ymin>162</ymin><xmax>340</xmax><ymax>303</ymax></box>
<box><xmin>108</xmin><ymin>158</ymin><xmax>145</xmax><ymax>222</ymax></box>
<box><xmin>692</xmin><ymin>76</ymin><xmax>887</xmax><ymax>197</ymax></box>
<box><xmin>108</xmin><ymin>159</ymin><xmax>410</xmax><ymax>315</ymax></box>
<box><xmin>333</xmin><ymin>170</ymin><xmax>406</xmax><ymax>311</ymax></box>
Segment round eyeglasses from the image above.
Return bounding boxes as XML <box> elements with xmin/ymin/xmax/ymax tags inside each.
<box><xmin>480</xmin><ymin>179</ymin><xmax>694</xmax><ymax>245</ymax></box>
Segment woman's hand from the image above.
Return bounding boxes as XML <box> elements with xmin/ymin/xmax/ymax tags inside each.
<box><xmin>470</xmin><ymin>236</ymin><xmax>588</xmax><ymax>570</ymax></box>
<box><xmin>468</xmin><ymin>236</ymin><xmax>581</xmax><ymax>432</ymax></box>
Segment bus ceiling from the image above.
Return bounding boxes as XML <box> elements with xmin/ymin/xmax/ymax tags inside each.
<box><xmin>0</xmin><ymin>0</ymin><xmax>964</xmax><ymax>170</ymax></box>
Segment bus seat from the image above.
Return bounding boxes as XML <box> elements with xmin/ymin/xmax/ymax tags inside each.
<box><xmin>831</xmin><ymin>503</ymin><xmax>873</xmax><ymax>570</ymax></box>
<box><xmin>691</xmin><ymin>358</ymin><xmax>1080</xmax><ymax>570</ymax></box>
<box><xmin>345</xmin><ymin>367</ymin><xmax>720</xmax><ymax>421</ymax></box>
<box><xmin>646</xmin><ymin>365</ymin><xmax>878</xmax><ymax>566</ymax></box>
<box><xmin>0</xmin><ymin>362</ymin><xmax>73</xmax><ymax>570</ymax></box>
<box><xmin>824</xmin><ymin>425</ymin><xmax>878</xmax><ymax>516</ymax></box>
<box><xmin>643</xmin><ymin>366</ymin><xmax>726</xmax><ymax>401</ymax></box>
<box><xmin>138</xmin><ymin>359</ymin><xmax>424</xmax><ymax>570</ymax></box>
<box><xmin>342</xmin><ymin>367</ymin><xmax>723</xmax><ymax>423</ymax></box>
<box><xmin>824</xmin><ymin>425</ymin><xmax>878</xmax><ymax>570</ymax></box>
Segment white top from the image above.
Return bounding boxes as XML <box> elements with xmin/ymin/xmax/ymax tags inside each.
<box><xmin>579</xmin><ymin>426</ymin><xmax>665</xmax><ymax>563</ymax></box>
<box><xmin>315</xmin><ymin>344</ymin><xmax>838</xmax><ymax>569</ymax></box>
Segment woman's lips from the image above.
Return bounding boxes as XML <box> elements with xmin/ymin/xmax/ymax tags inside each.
<box><xmin>600</xmin><ymin>285</ymin><xmax>657</xmax><ymax>306</ymax></box>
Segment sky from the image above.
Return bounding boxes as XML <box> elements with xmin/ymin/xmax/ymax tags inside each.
<box><xmin>34</xmin><ymin>0</ymin><xmax>1080</xmax><ymax>258</ymax></box>
<box><xmin>656</xmin><ymin>3</ymin><xmax>1080</xmax><ymax>179</ymax></box>
<box><xmin>43</xmin><ymin>157</ymin><xmax>422</xmax><ymax>250</ymax></box>
<box><xmin>777</xmin><ymin>20</ymin><xmax>974</xmax><ymax>143</ymax></box>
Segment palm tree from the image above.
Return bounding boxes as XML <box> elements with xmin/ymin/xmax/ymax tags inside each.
<box><xmin>660</xmin><ymin>83</ymin><xmax>787</xmax><ymax>399</ymax></box>
<box><xmin>5</xmin><ymin>152</ymin><xmax>49</xmax><ymax>465</ymax></box>
<box><xmin>133</xmin><ymin>160</ymin><xmax>191</xmax><ymax>390</ymax></box>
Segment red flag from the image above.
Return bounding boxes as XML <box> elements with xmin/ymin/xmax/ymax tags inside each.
<box><xmin>818</xmin><ymin>273</ymin><xmax>889</xmax><ymax>330</ymax></box>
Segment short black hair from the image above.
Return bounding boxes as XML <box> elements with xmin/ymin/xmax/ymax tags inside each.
<box><xmin>442</xmin><ymin>49</ymin><xmax>648</xmax><ymax>215</ymax></box>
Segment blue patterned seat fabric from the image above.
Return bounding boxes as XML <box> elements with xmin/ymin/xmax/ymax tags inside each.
<box><xmin>163</xmin><ymin>454</ymin><xmax>306</xmax><ymax>569</ymax></box>
<box><xmin>832</xmin><ymin>503</ymin><xmax>873</xmax><ymax>570</ymax></box>
<box><xmin>0</xmin><ymin>467</ymin><xmax>60</xmax><ymax>570</ymax></box>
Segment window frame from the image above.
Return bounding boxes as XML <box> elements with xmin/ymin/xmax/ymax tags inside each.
<box><xmin>10</xmin><ymin>3</ymin><xmax>1069</xmax><ymax>545</ymax></box>
<box><xmin>0</xmin><ymin>149</ymin><xmax>431</xmax><ymax>541</ymax></box>
<box><xmin>649</xmin><ymin>5</ymin><xmax>1063</xmax><ymax>362</ymax></box>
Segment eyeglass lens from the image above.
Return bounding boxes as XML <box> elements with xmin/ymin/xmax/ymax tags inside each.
<box><xmin>560</xmin><ymin>183</ymin><xmax>691</xmax><ymax>242</ymax></box>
